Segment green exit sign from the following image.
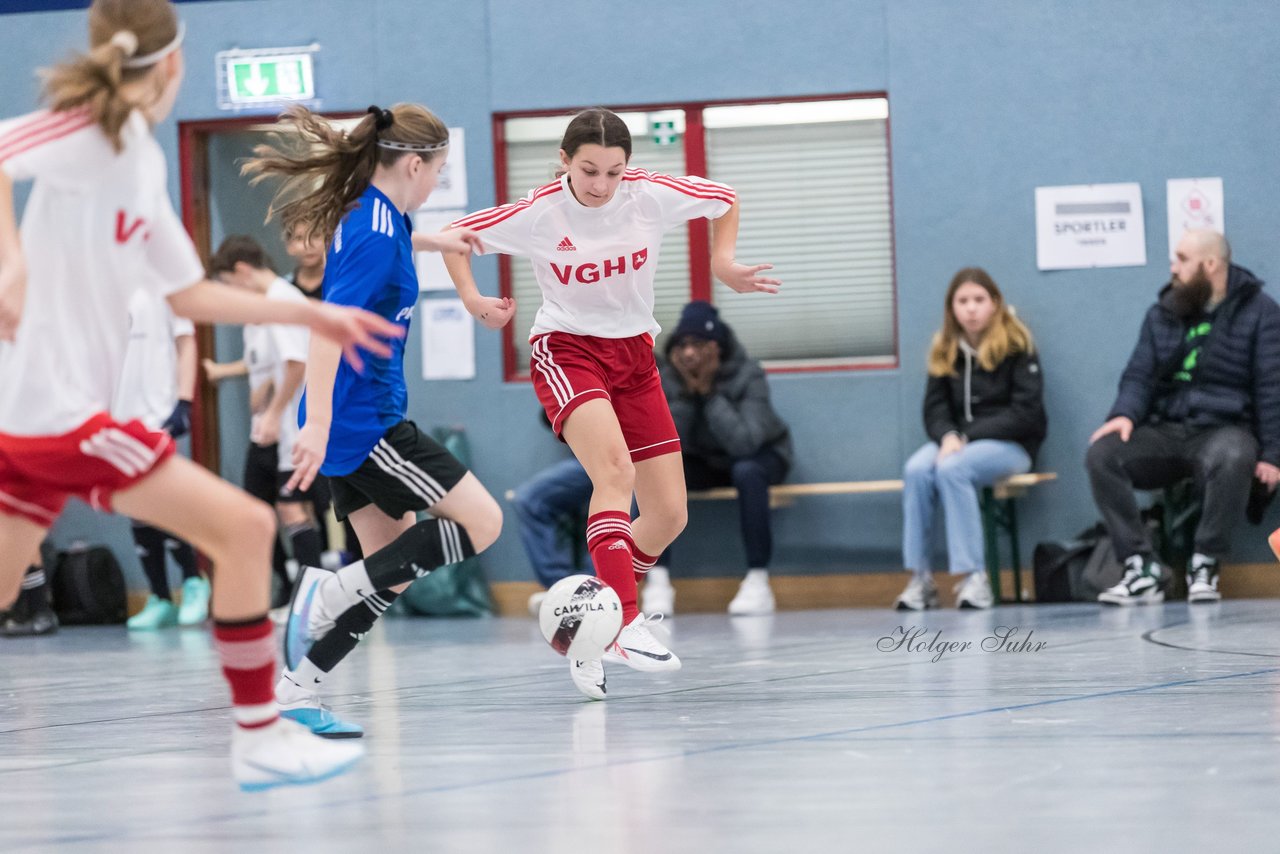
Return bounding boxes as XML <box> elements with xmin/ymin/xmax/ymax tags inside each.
<box><xmin>218</xmin><ymin>48</ymin><xmax>316</xmax><ymax>108</ymax></box>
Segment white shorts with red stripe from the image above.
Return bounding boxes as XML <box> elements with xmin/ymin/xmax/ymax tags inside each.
<box><xmin>530</xmin><ymin>332</ymin><xmax>681</xmax><ymax>462</ymax></box>
<box><xmin>0</xmin><ymin>413</ymin><xmax>176</xmax><ymax>527</ymax></box>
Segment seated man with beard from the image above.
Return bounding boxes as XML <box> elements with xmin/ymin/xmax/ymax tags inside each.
<box><xmin>1086</xmin><ymin>230</ymin><xmax>1280</xmax><ymax>605</ymax></box>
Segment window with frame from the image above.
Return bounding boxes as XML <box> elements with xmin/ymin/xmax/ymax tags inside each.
<box><xmin>496</xmin><ymin>95</ymin><xmax>895</xmax><ymax>378</ymax></box>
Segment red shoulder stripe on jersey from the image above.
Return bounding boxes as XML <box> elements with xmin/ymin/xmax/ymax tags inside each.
<box><xmin>0</xmin><ymin>108</ymin><xmax>90</xmax><ymax>152</ymax></box>
<box><xmin>0</xmin><ymin>109</ymin><xmax>94</xmax><ymax>164</ymax></box>
<box><xmin>453</xmin><ymin>181</ymin><xmax>564</xmax><ymax>232</ymax></box>
<box><xmin>623</xmin><ymin>168</ymin><xmax>735</xmax><ymax>203</ymax></box>
<box><xmin>631</xmin><ymin>171</ymin><xmax>736</xmax><ymax>204</ymax></box>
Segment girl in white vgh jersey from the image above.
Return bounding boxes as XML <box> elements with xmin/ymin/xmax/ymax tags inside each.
<box><xmin>445</xmin><ymin>108</ymin><xmax>779</xmax><ymax>700</ymax></box>
<box><xmin>0</xmin><ymin>0</ymin><xmax>400</xmax><ymax>791</ymax></box>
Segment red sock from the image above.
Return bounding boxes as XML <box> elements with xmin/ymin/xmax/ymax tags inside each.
<box><xmin>632</xmin><ymin>545</ymin><xmax>659</xmax><ymax>585</ymax></box>
<box><xmin>213</xmin><ymin>618</ymin><xmax>278</xmax><ymax>729</ymax></box>
<box><xmin>586</xmin><ymin>511</ymin><xmax>638</xmax><ymax>623</ymax></box>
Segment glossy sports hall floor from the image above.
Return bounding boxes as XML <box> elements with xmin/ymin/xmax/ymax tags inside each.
<box><xmin>2</xmin><ymin>601</ymin><xmax>1277</xmax><ymax>853</ymax></box>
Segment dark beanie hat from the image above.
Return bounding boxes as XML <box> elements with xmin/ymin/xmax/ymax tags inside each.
<box><xmin>671</xmin><ymin>300</ymin><xmax>726</xmax><ymax>345</ymax></box>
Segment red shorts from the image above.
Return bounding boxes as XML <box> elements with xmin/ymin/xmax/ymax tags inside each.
<box><xmin>0</xmin><ymin>413</ymin><xmax>176</xmax><ymax>527</ymax></box>
<box><xmin>529</xmin><ymin>332</ymin><xmax>681</xmax><ymax>462</ymax></box>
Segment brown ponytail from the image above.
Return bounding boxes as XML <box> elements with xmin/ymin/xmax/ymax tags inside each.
<box><xmin>243</xmin><ymin>103</ymin><xmax>449</xmax><ymax>246</ymax></box>
<box><xmin>39</xmin><ymin>0</ymin><xmax>179</xmax><ymax>152</ymax></box>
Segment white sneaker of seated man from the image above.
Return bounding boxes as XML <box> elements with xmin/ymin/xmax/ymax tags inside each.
<box><xmin>641</xmin><ymin>566</ymin><xmax>675</xmax><ymax>617</ymax></box>
<box><xmin>1186</xmin><ymin>553</ymin><xmax>1222</xmax><ymax>603</ymax></box>
<box><xmin>728</xmin><ymin>569</ymin><xmax>775</xmax><ymax>616</ymax></box>
<box><xmin>231</xmin><ymin>717</ymin><xmax>363</xmax><ymax>792</ymax></box>
<box><xmin>1098</xmin><ymin>555</ymin><xmax>1165</xmax><ymax>606</ymax></box>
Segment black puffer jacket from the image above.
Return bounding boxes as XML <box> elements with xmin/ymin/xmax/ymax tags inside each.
<box><xmin>659</xmin><ymin>325</ymin><xmax>792</xmax><ymax>472</ymax></box>
<box><xmin>1107</xmin><ymin>264</ymin><xmax>1280</xmax><ymax>464</ymax></box>
<box><xmin>923</xmin><ymin>343</ymin><xmax>1047</xmax><ymax>462</ymax></box>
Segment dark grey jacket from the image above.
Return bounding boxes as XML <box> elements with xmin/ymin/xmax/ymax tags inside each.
<box><xmin>1108</xmin><ymin>264</ymin><xmax>1280</xmax><ymax>464</ymax></box>
<box><xmin>658</xmin><ymin>326</ymin><xmax>792</xmax><ymax>472</ymax></box>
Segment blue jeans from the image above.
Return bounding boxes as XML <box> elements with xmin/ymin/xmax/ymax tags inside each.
<box><xmin>902</xmin><ymin>440</ymin><xmax>1031</xmax><ymax>575</ymax></box>
<box><xmin>511</xmin><ymin>457</ymin><xmax>594</xmax><ymax>587</ymax></box>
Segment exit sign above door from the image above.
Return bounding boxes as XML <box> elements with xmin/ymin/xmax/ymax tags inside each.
<box><xmin>217</xmin><ymin>45</ymin><xmax>318</xmax><ymax>110</ymax></box>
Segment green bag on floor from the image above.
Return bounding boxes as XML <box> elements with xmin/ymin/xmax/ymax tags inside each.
<box><xmin>396</xmin><ymin>427</ymin><xmax>494</xmax><ymax>618</ymax></box>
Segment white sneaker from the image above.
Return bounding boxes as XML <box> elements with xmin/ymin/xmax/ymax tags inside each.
<box><xmin>894</xmin><ymin>575</ymin><xmax>939</xmax><ymax>611</ymax></box>
<box><xmin>231</xmin><ymin>717</ymin><xmax>363</xmax><ymax>792</ymax></box>
<box><xmin>728</xmin><ymin>570</ymin><xmax>775</xmax><ymax>616</ymax></box>
<box><xmin>602</xmin><ymin>613</ymin><xmax>681</xmax><ymax>672</ymax></box>
<box><xmin>1098</xmin><ymin>555</ymin><xmax>1165</xmax><ymax>606</ymax></box>
<box><xmin>284</xmin><ymin>566</ymin><xmax>335</xmax><ymax>670</ymax></box>
<box><xmin>1186</xmin><ymin>553</ymin><xmax>1222</xmax><ymax>603</ymax></box>
<box><xmin>641</xmin><ymin>567</ymin><xmax>675</xmax><ymax>617</ymax></box>
<box><xmin>528</xmin><ymin>591</ymin><xmax>547</xmax><ymax>618</ymax></box>
<box><xmin>569</xmin><ymin>658</ymin><xmax>606</xmax><ymax>700</ymax></box>
<box><xmin>954</xmin><ymin>571</ymin><xmax>994</xmax><ymax>609</ymax></box>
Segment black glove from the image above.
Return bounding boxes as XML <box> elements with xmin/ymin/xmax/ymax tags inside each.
<box><xmin>162</xmin><ymin>400</ymin><xmax>193</xmax><ymax>439</ymax></box>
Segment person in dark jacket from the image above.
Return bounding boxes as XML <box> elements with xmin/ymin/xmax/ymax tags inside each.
<box><xmin>898</xmin><ymin>268</ymin><xmax>1046</xmax><ymax>611</ymax></box>
<box><xmin>1087</xmin><ymin>230</ymin><xmax>1280</xmax><ymax>605</ymax></box>
<box><xmin>648</xmin><ymin>301</ymin><xmax>793</xmax><ymax>616</ymax></box>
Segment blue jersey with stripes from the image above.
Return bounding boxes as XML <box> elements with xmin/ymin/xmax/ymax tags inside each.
<box><xmin>303</xmin><ymin>185</ymin><xmax>417</xmax><ymax>476</ymax></box>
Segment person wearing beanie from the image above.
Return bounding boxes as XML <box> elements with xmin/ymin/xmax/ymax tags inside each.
<box><xmin>650</xmin><ymin>301</ymin><xmax>793</xmax><ymax>616</ymax></box>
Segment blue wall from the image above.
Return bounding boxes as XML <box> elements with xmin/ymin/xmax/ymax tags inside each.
<box><xmin>5</xmin><ymin>0</ymin><xmax>1279</xmax><ymax>587</ymax></box>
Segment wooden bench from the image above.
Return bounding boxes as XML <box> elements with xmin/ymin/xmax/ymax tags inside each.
<box><xmin>687</xmin><ymin>472</ymin><xmax>1059</xmax><ymax>603</ymax></box>
<box><xmin>506</xmin><ymin>472</ymin><xmax>1059</xmax><ymax>604</ymax></box>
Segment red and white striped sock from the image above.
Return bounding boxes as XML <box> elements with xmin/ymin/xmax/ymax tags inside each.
<box><xmin>213</xmin><ymin>617</ymin><xmax>278</xmax><ymax>729</ymax></box>
<box><xmin>632</xmin><ymin>545</ymin><xmax>659</xmax><ymax>586</ymax></box>
<box><xmin>586</xmin><ymin>510</ymin><xmax>638</xmax><ymax>623</ymax></box>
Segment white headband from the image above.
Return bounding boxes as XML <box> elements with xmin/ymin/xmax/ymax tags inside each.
<box><xmin>120</xmin><ymin>21</ymin><xmax>186</xmax><ymax>69</ymax></box>
<box><xmin>376</xmin><ymin>138</ymin><xmax>450</xmax><ymax>153</ymax></box>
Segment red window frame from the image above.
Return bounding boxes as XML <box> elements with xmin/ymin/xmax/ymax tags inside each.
<box><xmin>492</xmin><ymin>92</ymin><xmax>898</xmax><ymax>381</ymax></box>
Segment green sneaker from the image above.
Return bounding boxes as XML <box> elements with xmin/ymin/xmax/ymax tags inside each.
<box><xmin>127</xmin><ymin>595</ymin><xmax>178</xmax><ymax>630</ymax></box>
<box><xmin>177</xmin><ymin>576</ymin><xmax>211</xmax><ymax>626</ymax></box>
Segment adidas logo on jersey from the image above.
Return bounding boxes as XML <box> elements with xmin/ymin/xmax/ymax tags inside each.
<box><xmin>557</xmin><ymin>236</ymin><xmax>577</xmax><ymax>251</ymax></box>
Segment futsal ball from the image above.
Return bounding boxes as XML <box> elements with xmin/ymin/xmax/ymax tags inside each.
<box><xmin>539</xmin><ymin>575</ymin><xmax>623</xmax><ymax>659</ymax></box>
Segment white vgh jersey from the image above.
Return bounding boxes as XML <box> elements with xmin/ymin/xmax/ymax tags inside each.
<box><xmin>244</xmin><ymin>278</ymin><xmax>310</xmax><ymax>471</ymax></box>
<box><xmin>0</xmin><ymin>109</ymin><xmax>205</xmax><ymax>436</ymax></box>
<box><xmin>452</xmin><ymin>169</ymin><xmax>734</xmax><ymax>340</ymax></box>
<box><xmin>113</xmin><ymin>288</ymin><xmax>195</xmax><ymax>429</ymax></box>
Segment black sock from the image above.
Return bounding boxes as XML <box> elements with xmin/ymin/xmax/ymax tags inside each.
<box><xmin>17</xmin><ymin>565</ymin><xmax>50</xmax><ymax>614</ymax></box>
<box><xmin>169</xmin><ymin>538</ymin><xmax>199</xmax><ymax>581</ymax></box>
<box><xmin>132</xmin><ymin>523</ymin><xmax>171</xmax><ymax>600</ymax></box>
<box><xmin>306</xmin><ymin>589</ymin><xmax>401</xmax><ymax>673</ymax></box>
<box><xmin>287</xmin><ymin>521</ymin><xmax>324</xmax><ymax>569</ymax></box>
<box><xmin>362</xmin><ymin>517</ymin><xmax>475</xmax><ymax>590</ymax></box>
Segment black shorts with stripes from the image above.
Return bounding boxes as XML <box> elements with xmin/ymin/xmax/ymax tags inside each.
<box><xmin>329</xmin><ymin>420</ymin><xmax>469</xmax><ymax>522</ymax></box>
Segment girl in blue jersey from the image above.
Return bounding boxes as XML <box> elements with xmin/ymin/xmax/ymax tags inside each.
<box><xmin>245</xmin><ymin>104</ymin><xmax>501</xmax><ymax>737</ymax></box>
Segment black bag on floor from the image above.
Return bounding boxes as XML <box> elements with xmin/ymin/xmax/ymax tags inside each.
<box><xmin>50</xmin><ymin>544</ymin><xmax>127</xmax><ymax>625</ymax></box>
<box><xmin>1033</xmin><ymin>523</ymin><xmax>1126</xmax><ymax>603</ymax></box>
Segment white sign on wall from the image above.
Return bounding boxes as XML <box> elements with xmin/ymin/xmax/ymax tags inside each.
<box><xmin>1166</xmin><ymin>177</ymin><xmax>1224</xmax><ymax>261</ymax></box>
<box><xmin>421</xmin><ymin>298</ymin><xmax>476</xmax><ymax>381</ymax></box>
<box><xmin>413</xmin><ymin>210</ymin><xmax>468</xmax><ymax>292</ymax></box>
<box><xmin>1035</xmin><ymin>182</ymin><xmax>1146</xmax><ymax>270</ymax></box>
<box><xmin>417</xmin><ymin>127</ymin><xmax>468</xmax><ymax>211</ymax></box>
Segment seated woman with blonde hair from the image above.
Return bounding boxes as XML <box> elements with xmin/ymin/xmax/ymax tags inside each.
<box><xmin>896</xmin><ymin>268</ymin><xmax>1047</xmax><ymax>610</ymax></box>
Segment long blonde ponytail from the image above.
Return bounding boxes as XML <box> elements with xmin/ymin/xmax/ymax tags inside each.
<box><xmin>39</xmin><ymin>0</ymin><xmax>180</xmax><ymax>152</ymax></box>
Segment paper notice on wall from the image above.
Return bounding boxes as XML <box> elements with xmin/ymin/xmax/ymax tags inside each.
<box><xmin>413</xmin><ymin>210</ymin><xmax>467</xmax><ymax>292</ymax></box>
<box><xmin>417</xmin><ymin>127</ymin><xmax>467</xmax><ymax>211</ymax></box>
<box><xmin>1167</xmin><ymin>178</ymin><xmax>1224</xmax><ymax>261</ymax></box>
<box><xmin>421</xmin><ymin>298</ymin><xmax>475</xmax><ymax>380</ymax></box>
<box><xmin>1034</xmin><ymin>183</ymin><xmax>1146</xmax><ymax>270</ymax></box>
